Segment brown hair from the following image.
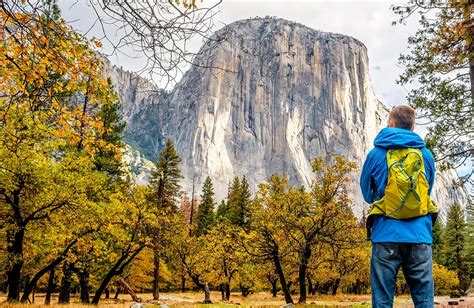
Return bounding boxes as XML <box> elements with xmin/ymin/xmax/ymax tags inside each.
<box><xmin>389</xmin><ymin>105</ymin><xmax>416</xmax><ymax>130</ymax></box>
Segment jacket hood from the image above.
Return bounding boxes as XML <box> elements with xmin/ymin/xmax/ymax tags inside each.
<box><xmin>374</xmin><ymin>127</ymin><xmax>426</xmax><ymax>149</ymax></box>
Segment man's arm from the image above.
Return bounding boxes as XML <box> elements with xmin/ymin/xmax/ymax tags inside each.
<box><xmin>422</xmin><ymin>148</ymin><xmax>436</xmax><ymax>195</ymax></box>
<box><xmin>360</xmin><ymin>151</ymin><xmax>376</xmax><ymax>204</ymax></box>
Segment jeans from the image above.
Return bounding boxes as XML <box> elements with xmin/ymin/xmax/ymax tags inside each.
<box><xmin>371</xmin><ymin>242</ymin><xmax>434</xmax><ymax>308</ymax></box>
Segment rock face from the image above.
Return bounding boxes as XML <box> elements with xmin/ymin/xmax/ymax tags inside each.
<box><xmin>121</xmin><ymin>144</ymin><xmax>154</xmax><ymax>185</ymax></box>
<box><xmin>102</xmin><ymin>57</ymin><xmax>167</xmax><ymax>159</ymax></box>
<box><xmin>109</xmin><ymin>18</ymin><xmax>469</xmax><ymax>217</ymax></box>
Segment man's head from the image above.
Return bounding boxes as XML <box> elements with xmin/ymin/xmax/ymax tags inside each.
<box><xmin>388</xmin><ymin>105</ymin><xmax>416</xmax><ymax>131</ymax></box>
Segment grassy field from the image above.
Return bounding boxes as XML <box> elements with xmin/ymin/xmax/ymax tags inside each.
<box><xmin>1</xmin><ymin>291</ymin><xmax>472</xmax><ymax>307</ymax></box>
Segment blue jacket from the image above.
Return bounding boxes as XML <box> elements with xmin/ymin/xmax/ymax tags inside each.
<box><xmin>360</xmin><ymin>127</ymin><xmax>436</xmax><ymax>243</ymax></box>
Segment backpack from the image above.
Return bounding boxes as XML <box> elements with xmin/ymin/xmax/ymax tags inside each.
<box><xmin>366</xmin><ymin>148</ymin><xmax>438</xmax><ymax>238</ymax></box>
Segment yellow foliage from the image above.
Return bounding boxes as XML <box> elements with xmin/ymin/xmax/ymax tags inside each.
<box><xmin>433</xmin><ymin>263</ymin><xmax>459</xmax><ymax>295</ymax></box>
<box><xmin>0</xmin><ymin>9</ymin><xmax>130</xmax><ymax>302</ymax></box>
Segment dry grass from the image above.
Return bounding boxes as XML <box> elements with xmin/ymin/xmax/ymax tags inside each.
<box><xmin>1</xmin><ymin>292</ymin><xmax>473</xmax><ymax>307</ymax></box>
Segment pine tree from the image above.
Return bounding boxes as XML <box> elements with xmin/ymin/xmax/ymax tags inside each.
<box><xmin>216</xmin><ymin>200</ymin><xmax>229</xmax><ymax>220</ymax></box>
<box><xmin>196</xmin><ymin>176</ymin><xmax>215</xmax><ymax>236</ymax></box>
<box><xmin>148</xmin><ymin>139</ymin><xmax>182</xmax><ymax>300</ymax></box>
<box><xmin>227</xmin><ymin>177</ymin><xmax>241</xmax><ymax>224</ymax></box>
<box><xmin>149</xmin><ymin>139</ymin><xmax>182</xmax><ymax>212</ymax></box>
<box><xmin>443</xmin><ymin>203</ymin><xmax>470</xmax><ymax>294</ymax></box>
<box><xmin>227</xmin><ymin>176</ymin><xmax>252</xmax><ymax>230</ymax></box>
<box><xmin>237</xmin><ymin>176</ymin><xmax>252</xmax><ymax>230</ymax></box>
<box><xmin>432</xmin><ymin>217</ymin><xmax>445</xmax><ymax>265</ymax></box>
<box><xmin>464</xmin><ymin>202</ymin><xmax>474</xmax><ymax>280</ymax></box>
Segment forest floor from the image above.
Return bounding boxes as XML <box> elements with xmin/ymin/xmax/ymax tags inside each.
<box><xmin>1</xmin><ymin>291</ymin><xmax>473</xmax><ymax>307</ymax></box>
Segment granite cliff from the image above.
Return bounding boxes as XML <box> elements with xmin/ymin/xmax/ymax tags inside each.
<box><xmin>107</xmin><ymin>18</ymin><xmax>469</xmax><ymax>216</ymax></box>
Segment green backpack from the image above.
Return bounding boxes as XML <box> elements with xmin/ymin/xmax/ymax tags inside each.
<box><xmin>368</xmin><ymin>148</ymin><xmax>438</xmax><ymax>221</ymax></box>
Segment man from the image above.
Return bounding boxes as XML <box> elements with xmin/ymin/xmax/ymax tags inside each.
<box><xmin>360</xmin><ymin>105</ymin><xmax>438</xmax><ymax>308</ymax></box>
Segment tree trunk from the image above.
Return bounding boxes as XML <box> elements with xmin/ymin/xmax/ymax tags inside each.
<box><xmin>203</xmin><ymin>283</ymin><xmax>212</xmax><ymax>304</ymax></box>
<box><xmin>321</xmin><ymin>281</ymin><xmax>331</xmax><ymax>294</ymax></box>
<box><xmin>76</xmin><ymin>79</ymin><xmax>90</xmax><ymax>150</ymax></box>
<box><xmin>78</xmin><ymin>270</ymin><xmax>90</xmax><ymax>304</ymax></box>
<box><xmin>153</xmin><ymin>175</ymin><xmax>163</xmax><ymax>300</ymax></box>
<box><xmin>45</xmin><ymin>268</ymin><xmax>55</xmax><ymax>305</ymax></box>
<box><xmin>332</xmin><ymin>278</ymin><xmax>341</xmax><ymax>295</ymax></box>
<box><xmin>272</xmin><ymin>250</ymin><xmax>293</xmax><ymax>304</ymax></box>
<box><xmin>314</xmin><ymin>282</ymin><xmax>319</xmax><ymax>294</ymax></box>
<box><xmin>117</xmin><ymin>278</ymin><xmax>141</xmax><ymax>302</ymax></box>
<box><xmin>21</xmin><ymin>259</ymin><xmax>66</xmax><ymax>302</ymax></box>
<box><xmin>298</xmin><ymin>243</ymin><xmax>312</xmax><ymax>303</ymax></box>
<box><xmin>220</xmin><ymin>284</ymin><xmax>225</xmax><ymax>301</ymax></box>
<box><xmin>105</xmin><ymin>287</ymin><xmax>110</xmax><ymax>299</ymax></box>
<box><xmin>240</xmin><ymin>283</ymin><xmax>251</xmax><ymax>297</ymax></box>
<box><xmin>6</xmin><ymin>228</ymin><xmax>24</xmax><ymax>302</ymax></box>
<box><xmin>470</xmin><ymin>56</ymin><xmax>474</xmax><ymax>99</ymax></box>
<box><xmin>58</xmin><ymin>264</ymin><xmax>72</xmax><ymax>304</ymax></box>
<box><xmin>188</xmin><ymin>273</ymin><xmax>212</xmax><ymax>304</ymax></box>
<box><xmin>181</xmin><ymin>273</ymin><xmax>186</xmax><ymax>292</ymax></box>
<box><xmin>21</xmin><ymin>238</ymin><xmax>80</xmax><ymax>303</ymax></box>
<box><xmin>225</xmin><ymin>283</ymin><xmax>230</xmax><ymax>301</ymax></box>
<box><xmin>152</xmin><ymin>241</ymin><xmax>160</xmax><ymax>300</ymax></box>
<box><xmin>307</xmin><ymin>275</ymin><xmax>313</xmax><ymax>296</ymax></box>
<box><xmin>189</xmin><ymin>177</ymin><xmax>195</xmax><ymax>236</ymax></box>
<box><xmin>114</xmin><ymin>288</ymin><xmax>120</xmax><ymax>299</ymax></box>
<box><xmin>269</xmin><ymin>277</ymin><xmax>277</xmax><ymax>297</ymax></box>
<box><xmin>91</xmin><ymin>247</ymin><xmax>143</xmax><ymax>304</ymax></box>
<box><xmin>92</xmin><ymin>258</ymin><xmax>123</xmax><ymax>304</ymax></box>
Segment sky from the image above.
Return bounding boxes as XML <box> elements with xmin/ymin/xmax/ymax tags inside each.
<box><xmin>58</xmin><ymin>0</ymin><xmax>419</xmax><ymax>108</ymax></box>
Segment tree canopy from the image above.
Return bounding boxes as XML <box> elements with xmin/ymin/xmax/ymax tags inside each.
<box><xmin>393</xmin><ymin>1</ymin><xmax>473</xmax><ymax>184</ymax></box>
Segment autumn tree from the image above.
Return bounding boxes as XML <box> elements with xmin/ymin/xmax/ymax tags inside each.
<box><xmin>246</xmin><ymin>155</ymin><xmax>359</xmax><ymax>304</ymax></box>
<box><xmin>393</xmin><ymin>1</ymin><xmax>473</xmax><ymax>183</ymax></box>
<box><xmin>256</xmin><ymin>261</ymin><xmax>280</xmax><ymax>297</ymax></box>
<box><xmin>0</xmin><ymin>0</ymin><xmax>225</xmax><ymax>304</ymax></box>
<box><xmin>315</xmin><ymin>238</ymin><xmax>369</xmax><ymax>295</ymax></box>
<box><xmin>433</xmin><ymin>263</ymin><xmax>459</xmax><ymax>295</ymax></box>
<box><xmin>196</xmin><ymin>176</ymin><xmax>215</xmax><ymax>236</ymax></box>
<box><xmin>2</xmin><ymin>0</ymin><xmax>222</xmax><ymax>85</ymax></box>
<box><xmin>0</xmin><ymin>1</ymin><xmax>123</xmax><ymax>301</ymax></box>
<box><xmin>180</xmin><ymin>193</ymin><xmax>197</xmax><ymax>228</ymax></box>
<box><xmin>91</xmin><ymin>186</ymin><xmax>154</xmax><ymax>304</ymax></box>
<box><xmin>202</xmin><ymin>222</ymin><xmax>247</xmax><ymax>301</ymax></box>
<box><xmin>293</xmin><ymin>155</ymin><xmax>358</xmax><ymax>303</ymax></box>
<box><xmin>246</xmin><ymin>175</ymin><xmax>300</xmax><ymax>304</ymax></box>
<box><xmin>52</xmin><ymin>78</ymin><xmax>127</xmax><ymax>304</ymax></box>
<box><xmin>343</xmin><ymin>245</ymin><xmax>371</xmax><ymax>295</ymax></box>
<box><xmin>167</xmin><ymin>217</ymin><xmax>213</xmax><ymax>303</ymax></box>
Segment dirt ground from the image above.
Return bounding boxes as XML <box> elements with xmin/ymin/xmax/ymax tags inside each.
<box><xmin>1</xmin><ymin>291</ymin><xmax>473</xmax><ymax>307</ymax></box>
